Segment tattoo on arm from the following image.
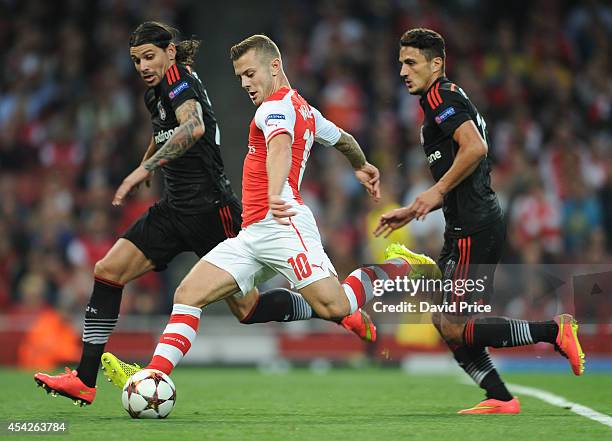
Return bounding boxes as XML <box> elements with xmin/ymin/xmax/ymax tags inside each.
<box><xmin>333</xmin><ymin>129</ymin><xmax>366</xmax><ymax>169</ymax></box>
<box><xmin>143</xmin><ymin>100</ymin><xmax>205</xmax><ymax>171</ymax></box>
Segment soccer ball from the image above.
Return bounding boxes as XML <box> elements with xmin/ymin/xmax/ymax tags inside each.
<box><xmin>121</xmin><ymin>369</ymin><xmax>176</xmax><ymax>419</ymax></box>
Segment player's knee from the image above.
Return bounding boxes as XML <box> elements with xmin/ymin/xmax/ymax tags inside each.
<box><xmin>94</xmin><ymin>258</ymin><xmax>122</xmax><ymax>284</ymax></box>
<box><xmin>440</xmin><ymin>319</ymin><xmax>464</xmax><ymax>346</ymax></box>
<box><xmin>174</xmin><ymin>275</ymin><xmax>219</xmax><ymax>308</ymax></box>
<box><xmin>174</xmin><ymin>279</ymin><xmax>203</xmax><ymax>307</ymax></box>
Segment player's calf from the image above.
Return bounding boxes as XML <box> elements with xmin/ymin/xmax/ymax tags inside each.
<box><xmin>226</xmin><ymin>289</ymin><xmax>260</xmax><ymax>322</ymax></box>
<box><xmin>463</xmin><ymin>316</ymin><xmax>558</xmax><ymax>348</ymax></box>
<box><xmin>311</xmin><ymin>297</ymin><xmax>351</xmax><ymax>321</ymax></box>
<box><xmin>299</xmin><ymin>277</ymin><xmax>352</xmax><ymax>321</ymax></box>
<box><xmin>238</xmin><ymin>288</ymin><xmax>378</xmax><ymax>342</ymax></box>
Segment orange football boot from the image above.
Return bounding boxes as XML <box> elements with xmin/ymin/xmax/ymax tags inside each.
<box><xmin>554</xmin><ymin>314</ymin><xmax>585</xmax><ymax>375</ymax></box>
<box><xmin>34</xmin><ymin>367</ymin><xmax>96</xmax><ymax>406</ymax></box>
<box><xmin>458</xmin><ymin>397</ymin><xmax>521</xmax><ymax>414</ymax></box>
<box><xmin>340</xmin><ymin>308</ymin><xmax>377</xmax><ymax>342</ymax></box>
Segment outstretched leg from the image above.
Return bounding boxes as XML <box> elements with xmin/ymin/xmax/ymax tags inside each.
<box><xmin>144</xmin><ymin>259</ymin><xmax>240</xmax><ymax>375</ymax></box>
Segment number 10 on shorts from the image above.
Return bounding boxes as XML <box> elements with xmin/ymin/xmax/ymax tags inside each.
<box><xmin>288</xmin><ymin>253</ymin><xmax>312</xmax><ymax>281</ymax></box>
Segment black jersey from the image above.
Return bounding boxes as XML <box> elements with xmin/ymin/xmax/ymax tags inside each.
<box><xmin>145</xmin><ymin>63</ymin><xmax>232</xmax><ymax>213</ymax></box>
<box><xmin>419</xmin><ymin>77</ymin><xmax>502</xmax><ymax>234</ymax></box>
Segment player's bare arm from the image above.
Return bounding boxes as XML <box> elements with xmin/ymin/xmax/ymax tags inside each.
<box><xmin>334</xmin><ymin>129</ymin><xmax>381</xmax><ymax>201</ymax></box>
<box><xmin>140</xmin><ymin>135</ymin><xmax>156</xmax><ymax>188</ymax></box>
<box><xmin>409</xmin><ymin>120</ymin><xmax>487</xmax><ymax>220</ymax></box>
<box><xmin>334</xmin><ymin>129</ymin><xmax>366</xmax><ymax>168</ymax></box>
<box><xmin>143</xmin><ymin>99</ymin><xmax>205</xmax><ymax>171</ymax></box>
<box><xmin>112</xmin><ymin>99</ymin><xmax>205</xmax><ymax>206</ymax></box>
<box><xmin>266</xmin><ymin>133</ymin><xmax>296</xmax><ymax>225</ymax></box>
<box><xmin>375</xmin><ymin>120</ymin><xmax>487</xmax><ymax>235</ymax></box>
<box><xmin>141</xmin><ymin>135</ymin><xmax>156</xmax><ymax>162</ymax></box>
<box><xmin>373</xmin><ymin>206</ymin><xmax>417</xmax><ymax>238</ymax></box>
<box><xmin>436</xmin><ymin>119</ymin><xmax>488</xmax><ymax>194</ymax></box>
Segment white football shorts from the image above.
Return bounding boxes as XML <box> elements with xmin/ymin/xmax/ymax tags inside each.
<box><xmin>203</xmin><ymin>204</ymin><xmax>337</xmax><ymax>296</ymax></box>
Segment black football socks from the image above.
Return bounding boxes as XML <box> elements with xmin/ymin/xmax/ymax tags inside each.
<box><xmin>241</xmin><ymin>288</ymin><xmax>313</xmax><ymax>323</ymax></box>
<box><xmin>76</xmin><ymin>277</ymin><xmax>123</xmax><ymax>387</ymax></box>
<box><xmin>464</xmin><ymin>317</ymin><xmax>558</xmax><ymax>348</ymax></box>
<box><xmin>450</xmin><ymin>344</ymin><xmax>513</xmax><ymax>401</ymax></box>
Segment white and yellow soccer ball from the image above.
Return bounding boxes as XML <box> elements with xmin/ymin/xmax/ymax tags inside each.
<box><xmin>121</xmin><ymin>369</ymin><xmax>176</xmax><ymax>419</ymax></box>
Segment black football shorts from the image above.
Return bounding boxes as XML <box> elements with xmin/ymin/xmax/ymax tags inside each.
<box><xmin>123</xmin><ymin>196</ymin><xmax>242</xmax><ymax>271</ymax></box>
<box><xmin>437</xmin><ymin>220</ymin><xmax>506</xmax><ymax>316</ymax></box>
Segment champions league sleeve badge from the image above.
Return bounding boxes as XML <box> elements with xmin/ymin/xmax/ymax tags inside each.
<box><xmin>157</xmin><ymin>100</ymin><xmax>167</xmax><ymax>120</ymax></box>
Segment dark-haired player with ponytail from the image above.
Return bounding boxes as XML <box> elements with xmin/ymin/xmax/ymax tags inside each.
<box><xmin>34</xmin><ymin>22</ymin><xmax>375</xmax><ymax>406</ymax></box>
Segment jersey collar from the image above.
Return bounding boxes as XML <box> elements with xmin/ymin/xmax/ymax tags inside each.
<box><xmin>263</xmin><ymin>86</ymin><xmax>292</xmax><ymax>104</ymax></box>
<box><xmin>419</xmin><ymin>76</ymin><xmax>447</xmax><ymax>103</ymax></box>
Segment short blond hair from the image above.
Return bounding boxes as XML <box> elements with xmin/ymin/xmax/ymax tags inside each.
<box><xmin>230</xmin><ymin>34</ymin><xmax>281</xmax><ymax>61</ymax></box>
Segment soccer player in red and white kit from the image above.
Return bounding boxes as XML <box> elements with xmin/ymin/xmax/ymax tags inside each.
<box><xmin>132</xmin><ymin>34</ymin><xmax>438</xmax><ymax>376</ymax></box>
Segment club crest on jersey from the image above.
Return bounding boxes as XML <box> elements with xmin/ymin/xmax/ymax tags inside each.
<box><xmin>169</xmin><ymin>81</ymin><xmax>189</xmax><ymax>99</ymax></box>
<box><xmin>265</xmin><ymin>113</ymin><xmax>285</xmax><ymax>127</ymax></box>
<box><xmin>157</xmin><ymin>100</ymin><xmax>166</xmax><ymax>120</ymax></box>
<box><xmin>435</xmin><ymin>106</ymin><xmax>455</xmax><ymax>124</ymax></box>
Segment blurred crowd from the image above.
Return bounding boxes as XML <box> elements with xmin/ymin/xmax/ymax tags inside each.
<box><xmin>0</xmin><ymin>0</ymin><xmax>186</xmax><ymax>316</ymax></box>
<box><xmin>0</xmin><ymin>0</ymin><xmax>610</xmax><ymax>323</ymax></box>
<box><xmin>276</xmin><ymin>0</ymin><xmax>611</xmax><ymax>319</ymax></box>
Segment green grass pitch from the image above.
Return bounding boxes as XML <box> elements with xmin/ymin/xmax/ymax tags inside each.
<box><xmin>2</xmin><ymin>368</ymin><xmax>611</xmax><ymax>440</ymax></box>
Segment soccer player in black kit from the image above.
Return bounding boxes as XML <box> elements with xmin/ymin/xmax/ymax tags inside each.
<box><xmin>375</xmin><ymin>28</ymin><xmax>585</xmax><ymax>414</ymax></box>
<box><xmin>34</xmin><ymin>21</ymin><xmax>375</xmax><ymax>406</ymax></box>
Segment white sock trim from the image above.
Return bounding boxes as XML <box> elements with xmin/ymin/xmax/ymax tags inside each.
<box><xmin>172</xmin><ymin>303</ymin><xmax>202</xmax><ymax>318</ymax></box>
<box><xmin>342</xmin><ymin>284</ymin><xmax>359</xmax><ymax>314</ymax></box>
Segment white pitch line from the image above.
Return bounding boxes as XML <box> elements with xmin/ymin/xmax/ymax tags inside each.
<box><xmin>506</xmin><ymin>383</ymin><xmax>612</xmax><ymax>429</ymax></box>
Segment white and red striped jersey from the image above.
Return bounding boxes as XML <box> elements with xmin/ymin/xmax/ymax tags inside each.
<box><xmin>241</xmin><ymin>86</ymin><xmax>341</xmax><ymax>227</ymax></box>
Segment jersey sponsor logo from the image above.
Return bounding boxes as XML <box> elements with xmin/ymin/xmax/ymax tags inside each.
<box><xmin>157</xmin><ymin>100</ymin><xmax>167</xmax><ymax>120</ymax></box>
<box><xmin>298</xmin><ymin>104</ymin><xmax>313</xmax><ymax>121</ymax></box>
<box><xmin>168</xmin><ymin>81</ymin><xmax>189</xmax><ymax>99</ymax></box>
<box><xmin>155</xmin><ymin>128</ymin><xmax>176</xmax><ymax>144</ymax></box>
<box><xmin>265</xmin><ymin>113</ymin><xmax>286</xmax><ymax>127</ymax></box>
<box><xmin>248</xmin><ymin>145</ymin><xmax>256</xmax><ymax>154</ymax></box>
<box><xmin>427</xmin><ymin>150</ymin><xmax>442</xmax><ymax>164</ymax></box>
<box><xmin>435</xmin><ymin>106</ymin><xmax>456</xmax><ymax>124</ymax></box>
